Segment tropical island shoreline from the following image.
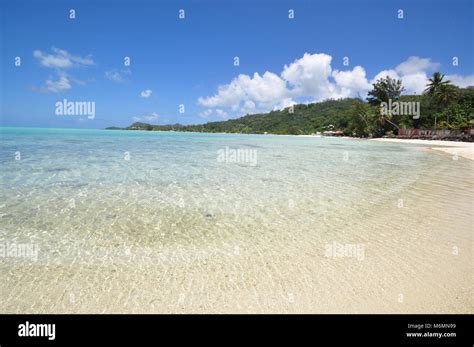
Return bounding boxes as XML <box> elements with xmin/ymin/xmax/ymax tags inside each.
<box><xmin>1</xmin><ymin>127</ymin><xmax>473</xmax><ymax>314</ymax></box>
<box><xmin>108</xmin><ymin>74</ymin><xmax>474</xmax><ymax>149</ymax></box>
<box><xmin>369</xmin><ymin>138</ymin><xmax>474</xmax><ymax>160</ymax></box>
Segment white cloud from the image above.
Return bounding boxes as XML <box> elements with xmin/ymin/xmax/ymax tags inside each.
<box><xmin>400</xmin><ymin>72</ymin><xmax>430</xmax><ymax>95</ymax></box>
<box><xmin>34</xmin><ymin>72</ymin><xmax>71</xmax><ymax>93</ymax></box>
<box><xmin>272</xmin><ymin>98</ymin><xmax>296</xmax><ymax>112</ymax></box>
<box><xmin>133</xmin><ymin>112</ymin><xmax>160</xmax><ymax>122</ymax></box>
<box><xmin>282</xmin><ymin>53</ymin><xmax>335</xmax><ymax>99</ymax></box>
<box><xmin>195</xmin><ymin>53</ymin><xmax>474</xmax><ymax>118</ymax></box>
<box><xmin>199</xmin><ymin>108</ymin><xmax>229</xmax><ymax>119</ymax></box>
<box><xmin>215</xmin><ymin>109</ymin><xmax>228</xmax><ymax>118</ymax></box>
<box><xmin>33</xmin><ymin>47</ymin><xmax>94</xmax><ymax>69</ymax></box>
<box><xmin>370</xmin><ymin>57</ymin><xmax>442</xmax><ymax>95</ymax></box>
<box><xmin>371</xmin><ymin>69</ymin><xmax>400</xmax><ymax>83</ymax></box>
<box><xmin>140</xmin><ymin>89</ymin><xmax>153</xmax><ymax>98</ymax></box>
<box><xmin>33</xmin><ymin>47</ymin><xmax>93</xmax><ymax>93</ymax></box>
<box><xmin>105</xmin><ymin>69</ymin><xmax>131</xmax><ymax>82</ymax></box>
<box><xmin>446</xmin><ymin>74</ymin><xmax>474</xmax><ymax>88</ymax></box>
<box><xmin>198</xmin><ymin>71</ymin><xmax>288</xmax><ymax>111</ymax></box>
<box><xmin>395</xmin><ymin>56</ymin><xmax>439</xmax><ymax>75</ymax></box>
<box><xmin>332</xmin><ymin>66</ymin><xmax>371</xmax><ymax>98</ymax></box>
<box><xmin>243</xmin><ymin>100</ymin><xmax>256</xmax><ymax>111</ymax></box>
<box><xmin>199</xmin><ymin>109</ymin><xmax>213</xmax><ymax>118</ymax></box>
<box><xmin>44</xmin><ymin>75</ymin><xmax>71</xmax><ymax>93</ymax></box>
<box><xmin>197</xmin><ymin>53</ymin><xmax>374</xmax><ymax>116</ymax></box>
<box><xmin>370</xmin><ymin>69</ymin><xmax>427</xmax><ymax>94</ymax></box>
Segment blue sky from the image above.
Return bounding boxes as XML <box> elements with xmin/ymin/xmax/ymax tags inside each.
<box><xmin>1</xmin><ymin>0</ymin><xmax>473</xmax><ymax>128</ymax></box>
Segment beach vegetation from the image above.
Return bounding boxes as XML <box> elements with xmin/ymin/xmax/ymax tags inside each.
<box><xmin>108</xmin><ymin>73</ymin><xmax>473</xmax><ymax>139</ymax></box>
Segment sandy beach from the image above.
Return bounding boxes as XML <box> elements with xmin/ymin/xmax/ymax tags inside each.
<box><xmin>370</xmin><ymin>138</ymin><xmax>474</xmax><ymax>160</ymax></box>
<box><xmin>1</xmin><ymin>129</ymin><xmax>472</xmax><ymax>313</ymax></box>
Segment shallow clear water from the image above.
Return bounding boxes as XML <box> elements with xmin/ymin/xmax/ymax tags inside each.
<box><xmin>0</xmin><ymin>127</ymin><xmax>472</xmax><ymax>313</ymax></box>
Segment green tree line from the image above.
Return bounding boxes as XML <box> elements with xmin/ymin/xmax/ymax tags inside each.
<box><xmin>109</xmin><ymin>72</ymin><xmax>474</xmax><ymax>137</ymax></box>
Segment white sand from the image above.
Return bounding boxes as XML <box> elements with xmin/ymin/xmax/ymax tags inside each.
<box><xmin>1</xmin><ymin>135</ymin><xmax>472</xmax><ymax>314</ymax></box>
<box><xmin>370</xmin><ymin>138</ymin><xmax>474</xmax><ymax>160</ymax></box>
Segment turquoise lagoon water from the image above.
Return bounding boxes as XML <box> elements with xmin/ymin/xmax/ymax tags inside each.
<box><xmin>0</xmin><ymin>127</ymin><xmax>472</xmax><ymax>313</ymax></box>
<box><xmin>0</xmin><ymin>127</ymin><xmax>447</xmax><ymax>247</ymax></box>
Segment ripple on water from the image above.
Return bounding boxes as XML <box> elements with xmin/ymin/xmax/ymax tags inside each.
<box><xmin>0</xmin><ymin>130</ymin><xmax>472</xmax><ymax>313</ymax></box>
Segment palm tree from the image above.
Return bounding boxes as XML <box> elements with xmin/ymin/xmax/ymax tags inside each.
<box><xmin>435</xmin><ymin>84</ymin><xmax>458</xmax><ymax>108</ymax></box>
<box><xmin>435</xmin><ymin>84</ymin><xmax>458</xmax><ymax>128</ymax></box>
<box><xmin>424</xmin><ymin>72</ymin><xmax>450</xmax><ymax>95</ymax></box>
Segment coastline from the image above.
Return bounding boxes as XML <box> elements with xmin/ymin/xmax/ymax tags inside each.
<box><xmin>1</xmin><ymin>129</ymin><xmax>472</xmax><ymax>313</ymax></box>
<box><xmin>369</xmin><ymin>138</ymin><xmax>474</xmax><ymax>160</ymax></box>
